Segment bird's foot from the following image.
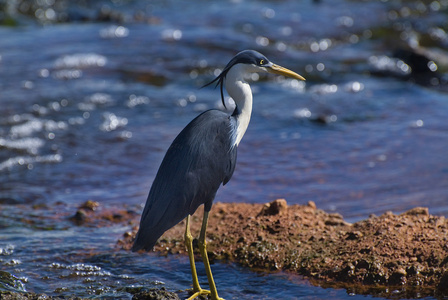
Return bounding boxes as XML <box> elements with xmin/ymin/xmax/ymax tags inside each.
<box><xmin>186</xmin><ymin>287</ymin><xmax>210</xmax><ymax>300</ymax></box>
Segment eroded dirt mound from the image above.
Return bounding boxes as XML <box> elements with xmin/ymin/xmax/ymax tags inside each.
<box><xmin>118</xmin><ymin>199</ymin><xmax>448</xmax><ymax>298</ymax></box>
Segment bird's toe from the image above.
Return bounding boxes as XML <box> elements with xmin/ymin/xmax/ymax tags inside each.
<box><xmin>186</xmin><ymin>287</ymin><xmax>211</xmax><ymax>300</ymax></box>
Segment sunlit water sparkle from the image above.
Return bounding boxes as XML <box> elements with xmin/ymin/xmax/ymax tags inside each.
<box><xmin>1</xmin><ymin>0</ymin><xmax>447</xmax><ymax>298</ymax></box>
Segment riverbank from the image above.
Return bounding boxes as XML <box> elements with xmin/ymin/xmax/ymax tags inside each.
<box><xmin>117</xmin><ymin>199</ymin><xmax>448</xmax><ymax>298</ymax></box>
<box><xmin>117</xmin><ymin>199</ymin><xmax>446</xmax><ymax>298</ymax></box>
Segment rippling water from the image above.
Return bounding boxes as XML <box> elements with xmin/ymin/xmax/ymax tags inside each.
<box><xmin>1</xmin><ymin>0</ymin><xmax>447</xmax><ymax>298</ymax></box>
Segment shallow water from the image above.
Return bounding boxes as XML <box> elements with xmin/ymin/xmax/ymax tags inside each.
<box><xmin>1</xmin><ymin>0</ymin><xmax>448</xmax><ymax>298</ymax></box>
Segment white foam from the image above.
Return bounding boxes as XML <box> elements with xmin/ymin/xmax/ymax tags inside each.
<box><xmin>0</xmin><ymin>154</ymin><xmax>62</xmax><ymax>171</ymax></box>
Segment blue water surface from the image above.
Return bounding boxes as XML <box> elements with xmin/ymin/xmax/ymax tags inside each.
<box><xmin>1</xmin><ymin>0</ymin><xmax>447</xmax><ymax>298</ymax></box>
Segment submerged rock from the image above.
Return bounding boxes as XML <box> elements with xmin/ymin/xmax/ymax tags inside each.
<box><xmin>0</xmin><ymin>288</ymin><xmax>180</xmax><ymax>300</ymax></box>
<box><xmin>0</xmin><ymin>291</ymin><xmax>88</xmax><ymax>300</ymax></box>
<box><xmin>132</xmin><ymin>288</ymin><xmax>180</xmax><ymax>300</ymax></box>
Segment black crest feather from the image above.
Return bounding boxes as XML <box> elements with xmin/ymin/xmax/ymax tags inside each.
<box><xmin>202</xmin><ymin>50</ymin><xmax>270</xmax><ymax>109</ymax></box>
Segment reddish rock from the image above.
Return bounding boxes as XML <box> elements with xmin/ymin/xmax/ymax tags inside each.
<box><xmin>118</xmin><ymin>200</ymin><xmax>448</xmax><ymax>298</ymax></box>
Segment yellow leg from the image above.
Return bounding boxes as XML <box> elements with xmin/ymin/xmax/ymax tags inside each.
<box><xmin>185</xmin><ymin>214</ymin><xmax>210</xmax><ymax>300</ymax></box>
<box><xmin>198</xmin><ymin>211</ymin><xmax>224</xmax><ymax>300</ymax></box>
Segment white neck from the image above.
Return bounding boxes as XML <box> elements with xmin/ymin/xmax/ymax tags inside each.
<box><xmin>225</xmin><ymin>64</ymin><xmax>254</xmax><ymax>147</ymax></box>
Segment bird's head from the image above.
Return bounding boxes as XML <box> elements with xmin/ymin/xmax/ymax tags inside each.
<box><xmin>203</xmin><ymin>50</ymin><xmax>305</xmax><ymax>108</ymax></box>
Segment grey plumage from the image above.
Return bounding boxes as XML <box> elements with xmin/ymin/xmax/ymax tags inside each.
<box><xmin>132</xmin><ymin>109</ymin><xmax>237</xmax><ymax>251</ymax></box>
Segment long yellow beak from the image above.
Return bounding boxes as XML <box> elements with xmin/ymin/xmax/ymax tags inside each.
<box><xmin>268</xmin><ymin>64</ymin><xmax>306</xmax><ymax>81</ymax></box>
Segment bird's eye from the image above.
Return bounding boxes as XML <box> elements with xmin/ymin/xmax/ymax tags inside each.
<box><xmin>259</xmin><ymin>59</ymin><xmax>264</xmax><ymax>65</ymax></box>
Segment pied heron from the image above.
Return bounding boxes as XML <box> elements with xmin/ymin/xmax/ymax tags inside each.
<box><xmin>132</xmin><ymin>50</ymin><xmax>305</xmax><ymax>300</ymax></box>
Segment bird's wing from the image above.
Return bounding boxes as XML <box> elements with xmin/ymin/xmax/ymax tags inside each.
<box><xmin>132</xmin><ymin>110</ymin><xmax>236</xmax><ymax>251</ymax></box>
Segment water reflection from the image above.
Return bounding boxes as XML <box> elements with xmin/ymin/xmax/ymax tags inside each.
<box><xmin>100</xmin><ymin>112</ymin><xmax>128</xmax><ymax>132</ymax></box>
<box><xmin>369</xmin><ymin>55</ymin><xmax>412</xmax><ymax>76</ymax></box>
<box><xmin>54</xmin><ymin>53</ymin><xmax>107</xmax><ymax>69</ymax></box>
<box><xmin>100</xmin><ymin>25</ymin><xmax>129</xmax><ymax>39</ymax></box>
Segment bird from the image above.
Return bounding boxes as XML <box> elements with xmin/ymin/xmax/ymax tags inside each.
<box><xmin>132</xmin><ymin>49</ymin><xmax>305</xmax><ymax>300</ymax></box>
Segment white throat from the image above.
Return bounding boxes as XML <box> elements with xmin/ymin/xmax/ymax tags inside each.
<box><xmin>225</xmin><ymin>64</ymin><xmax>255</xmax><ymax>147</ymax></box>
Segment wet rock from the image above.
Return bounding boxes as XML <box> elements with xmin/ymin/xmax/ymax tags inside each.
<box><xmin>389</xmin><ymin>268</ymin><xmax>407</xmax><ymax>285</ymax></box>
<box><xmin>70</xmin><ymin>202</ymin><xmax>139</xmax><ymax>227</ymax></box>
<box><xmin>70</xmin><ymin>209</ymin><xmax>87</xmax><ymax>224</ymax></box>
<box><xmin>79</xmin><ymin>200</ymin><xmax>99</xmax><ymax>211</ymax></box>
<box><xmin>132</xmin><ymin>288</ymin><xmax>180</xmax><ymax>300</ymax></box>
<box><xmin>393</xmin><ymin>49</ymin><xmax>434</xmax><ymax>74</ymax></box>
<box><xmin>0</xmin><ymin>291</ymin><xmax>89</xmax><ymax>300</ymax></box>
<box><xmin>0</xmin><ymin>270</ymin><xmax>26</xmax><ymax>292</ymax></box>
<box><xmin>370</xmin><ymin>47</ymin><xmax>445</xmax><ymax>87</ymax></box>
<box><xmin>0</xmin><ymin>289</ymin><xmax>179</xmax><ymax>300</ymax></box>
